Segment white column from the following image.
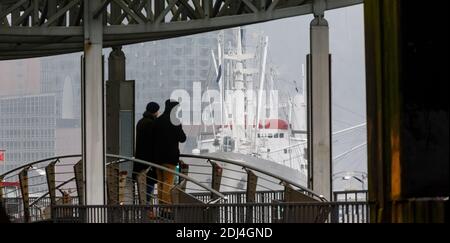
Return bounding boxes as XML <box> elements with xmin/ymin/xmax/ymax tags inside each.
<box><xmin>309</xmin><ymin>0</ymin><xmax>332</xmax><ymax>201</ymax></box>
<box><xmin>82</xmin><ymin>0</ymin><xmax>105</xmax><ymax>205</ymax></box>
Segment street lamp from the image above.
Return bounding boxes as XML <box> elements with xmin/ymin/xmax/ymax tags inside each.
<box><xmin>342</xmin><ymin>175</ymin><xmax>365</xmax><ymax>190</ymax></box>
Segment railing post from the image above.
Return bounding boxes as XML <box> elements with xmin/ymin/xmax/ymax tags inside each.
<box><xmin>0</xmin><ymin>175</ymin><xmax>4</xmax><ymax>206</ymax></box>
<box><xmin>118</xmin><ymin>171</ymin><xmax>128</xmax><ymax>204</ymax></box>
<box><xmin>44</xmin><ymin>161</ymin><xmax>57</xmax><ymax>220</ymax></box>
<box><xmin>106</xmin><ymin>164</ymin><xmax>119</xmax><ymax>205</ymax></box>
<box><xmin>136</xmin><ymin>168</ymin><xmax>149</xmax><ymax>205</ymax></box>
<box><xmin>245</xmin><ymin>169</ymin><xmax>258</xmax><ymax>223</ymax></box>
<box><xmin>178</xmin><ymin>160</ymin><xmax>189</xmax><ymax>191</ymax></box>
<box><xmin>74</xmin><ymin>160</ymin><xmax>84</xmax><ymax>205</ymax></box>
<box><xmin>246</xmin><ymin>170</ymin><xmax>258</xmax><ymax>203</ymax></box>
<box><xmin>210</xmin><ymin>162</ymin><xmax>222</xmax><ymax>200</ymax></box>
<box><xmin>209</xmin><ymin>161</ymin><xmax>223</xmax><ymax>223</ymax></box>
<box><xmin>19</xmin><ymin>167</ymin><xmax>30</xmax><ymax>223</ymax></box>
<box><xmin>46</xmin><ymin>161</ymin><xmax>57</xmax><ymax>207</ymax></box>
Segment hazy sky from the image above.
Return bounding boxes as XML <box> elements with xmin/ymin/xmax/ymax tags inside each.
<box><xmin>247</xmin><ymin>5</ymin><xmax>366</xmax><ymax>129</ymax></box>
<box><xmin>0</xmin><ymin>4</ymin><xmax>367</xmax><ymax>190</ymax></box>
<box><xmin>246</xmin><ymin>5</ymin><xmax>367</xmax><ymax>187</ymax></box>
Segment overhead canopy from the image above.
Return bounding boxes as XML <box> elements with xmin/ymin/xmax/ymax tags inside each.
<box><xmin>0</xmin><ymin>0</ymin><xmax>362</xmax><ymax>60</ymax></box>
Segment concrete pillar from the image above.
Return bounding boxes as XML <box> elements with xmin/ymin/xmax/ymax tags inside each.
<box><xmin>105</xmin><ymin>48</ymin><xmax>122</xmax><ymax>205</ymax></box>
<box><xmin>82</xmin><ymin>0</ymin><xmax>105</xmax><ymax>205</ymax></box>
<box><xmin>106</xmin><ymin>46</ymin><xmax>135</xmax><ymax>205</ymax></box>
<box><xmin>106</xmin><ymin>47</ymin><xmax>124</xmax><ymax>159</ymax></box>
<box><xmin>308</xmin><ymin>0</ymin><xmax>332</xmax><ymax>201</ymax></box>
<box><xmin>106</xmin><ymin>46</ymin><xmax>135</xmax><ymax>160</ymax></box>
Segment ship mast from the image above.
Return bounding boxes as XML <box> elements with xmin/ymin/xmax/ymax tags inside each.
<box><xmin>218</xmin><ymin>31</ymin><xmax>224</xmax><ymax>131</ymax></box>
<box><xmin>254</xmin><ymin>36</ymin><xmax>269</xmax><ymax>154</ymax></box>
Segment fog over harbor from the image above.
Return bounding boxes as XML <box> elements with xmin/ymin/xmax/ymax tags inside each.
<box><xmin>0</xmin><ymin>5</ymin><xmax>366</xmax><ymax>192</ymax></box>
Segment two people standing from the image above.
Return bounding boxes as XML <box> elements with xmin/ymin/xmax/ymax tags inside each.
<box><xmin>134</xmin><ymin>99</ymin><xmax>186</xmax><ymax>205</ymax></box>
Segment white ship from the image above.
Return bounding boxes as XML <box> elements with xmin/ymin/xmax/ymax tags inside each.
<box><xmin>185</xmin><ymin>28</ymin><xmax>309</xmax><ymax>192</ymax></box>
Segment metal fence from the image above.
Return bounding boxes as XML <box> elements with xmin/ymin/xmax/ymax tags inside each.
<box><xmin>192</xmin><ymin>190</ymin><xmax>367</xmax><ymax>204</ymax></box>
<box><xmin>3</xmin><ymin>197</ymin><xmax>79</xmax><ymax>222</ymax></box>
<box><xmin>52</xmin><ymin>202</ymin><xmax>370</xmax><ymax>223</ymax></box>
<box><xmin>191</xmin><ymin>190</ymin><xmax>285</xmax><ymax>204</ymax></box>
<box><xmin>334</xmin><ymin>190</ymin><xmax>368</xmax><ymax>202</ymax></box>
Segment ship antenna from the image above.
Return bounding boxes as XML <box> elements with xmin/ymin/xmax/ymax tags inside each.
<box><xmin>254</xmin><ymin>36</ymin><xmax>269</xmax><ymax>154</ymax></box>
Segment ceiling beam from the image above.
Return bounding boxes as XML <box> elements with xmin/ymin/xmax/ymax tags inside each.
<box><xmin>0</xmin><ymin>0</ymin><xmax>364</xmax><ymax>59</ymax></box>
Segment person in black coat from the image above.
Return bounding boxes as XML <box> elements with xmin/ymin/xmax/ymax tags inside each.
<box><xmin>134</xmin><ymin>102</ymin><xmax>160</xmax><ymax>203</ymax></box>
<box><xmin>152</xmin><ymin>99</ymin><xmax>186</xmax><ymax>204</ymax></box>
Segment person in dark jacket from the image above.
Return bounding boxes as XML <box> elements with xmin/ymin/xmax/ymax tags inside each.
<box><xmin>153</xmin><ymin>99</ymin><xmax>186</xmax><ymax>204</ymax></box>
<box><xmin>134</xmin><ymin>102</ymin><xmax>160</xmax><ymax>203</ymax></box>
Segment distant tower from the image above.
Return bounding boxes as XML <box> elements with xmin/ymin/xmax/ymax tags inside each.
<box><xmin>62</xmin><ymin>76</ymin><xmax>74</xmax><ymax>119</ymax></box>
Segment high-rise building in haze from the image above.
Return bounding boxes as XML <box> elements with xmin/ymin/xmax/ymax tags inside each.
<box><xmin>0</xmin><ymin>94</ymin><xmax>56</xmax><ymax>193</ymax></box>
<box><xmin>0</xmin><ymin>59</ymin><xmax>56</xmax><ymax>190</ymax></box>
<box><xmin>121</xmin><ymin>31</ymin><xmax>218</xmax><ymax>122</ymax></box>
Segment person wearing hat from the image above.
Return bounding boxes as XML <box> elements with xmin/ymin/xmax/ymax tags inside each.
<box><xmin>134</xmin><ymin>102</ymin><xmax>160</xmax><ymax>204</ymax></box>
<box><xmin>152</xmin><ymin>99</ymin><xmax>186</xmax><ymax>205</ymax></box>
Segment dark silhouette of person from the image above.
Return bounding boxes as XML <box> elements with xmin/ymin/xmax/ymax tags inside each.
<box><xmin>134</xmin><ymin>102</ymin><xmax>160</xmax><ymax>203</ymax></box>
<box><xmin>152</xmin><ymin>99</ymin><xmax>186</xmax><ymax>204</ymax></box>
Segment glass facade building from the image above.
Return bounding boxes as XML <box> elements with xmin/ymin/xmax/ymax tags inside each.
<box><xmin>0</xmin><ymin>94</ymin><xmax>56</xmax><ymax>193</ymax></box>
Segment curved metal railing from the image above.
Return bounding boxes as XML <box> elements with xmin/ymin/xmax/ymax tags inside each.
<box><xmin>0</xmin><ymin>155</ymin><xmax>81</xmax><ymax>222</ymax></box>
<box><xmin>0</xmin><ymin>155</ymin><xmax>81</xmax><ymax>179</ymax></box>
<box><xmin>106</xmin><ymin>154</ymin><xmax>226</xmax><ymax>203</ymax></box>
<box><xmin>1</xmin><ymin>152</ymin><xmax>327</xmax><ymax>223</ymax></box>
<box><xmin>1</xmin><ymin>154</ymin><xmax>229</xmax><ymax>222</ymax></box>
<box><xmin>180</xmin><ymin>153</ymin><xmax>326</xmax><ymax>202</ymax></box>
